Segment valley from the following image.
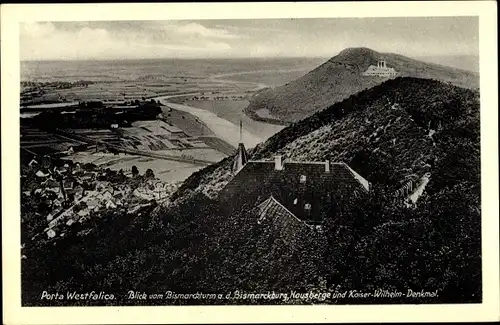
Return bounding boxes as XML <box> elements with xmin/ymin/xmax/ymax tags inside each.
<box><xmin>19</xmin><ymin>52</ymin><xmax>482</xmax><ymax>306</ymax></box>
<box><xmin>20</xmin><ymin>60</ymin><xmax>309</xmax><ymax>185</ymax></box>
<box><xmin>246</xmin><ymin>48</ymin><xmax>480</xmax><ymax>123</ymax></box>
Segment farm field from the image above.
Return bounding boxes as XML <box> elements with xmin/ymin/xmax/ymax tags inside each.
<box><xmin>21</xmin><ymin>58</ymin><xmax>327</xmax><ymax>83</ymax></box>
<box><xmin>20</xmin><ymin>126</ymin><xmax>87</xmax><ymax>156</ymax></box>
<box><xmin>20</xmin><ymin>58</ymin><xmax>323</xmax><ymax>183</ymax></box>
<box><xmin>59</xmin><ymin>115</ymin><xmax>231</xmax><ymax>182</ymax></box>
<box><xmin>23</xmin><ymin>76</ymin><xmax>254</xmax><ymax>103</ymax></box>
<box><xmin>210</xmin><ymin>68</ymin><xmax>317</xmax><ymax>88</ymax></box>
<box><xmin>62</xmin><ymin>152</ymin><xmax>203</xmax><ymax>183</ymax></box>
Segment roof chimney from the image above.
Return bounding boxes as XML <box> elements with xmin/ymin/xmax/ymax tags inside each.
<box><xmin>274</xmin><ymin>155</ymin><xmax>283</xmax><ymax>171</ymax></box>
<box><xmin>325</xmin><ymin>160</ymin><xmax>330</xmax><ymax>173</ymax></box>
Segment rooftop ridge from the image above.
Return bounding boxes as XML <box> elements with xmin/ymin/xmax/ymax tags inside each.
<box><xmin>341</xmin><ymin>162</ymin><xmax>371</xmax><ymax>192</ymax></box>
<box><xmin>247</xmin><ymin>160</ymin><xmax>274</xmax><ymax>163</ymax></box>
<box><xmin>228</xmin><ymin>158</ymin><xmax>348</xmax><ymax>186</ymax></box>
<box><xmin>247</xmin><ymin>159</ymin><xmax>344</xmax><ymax>165</ymax></box>
<box><xmin>256</xmin><ymin>196</ymin><xmax>273</xmax><ymax>209</ymax></box>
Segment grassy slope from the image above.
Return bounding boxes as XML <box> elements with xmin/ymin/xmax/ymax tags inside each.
<box><xmin>246</xmin><ymin>47</ymin><xmax>479</xmax><ymax>122</ymax></box>
<box><xmin>162</xmin><ymin>78</ymin><xmax>480</xmax><ymax>304</ymax></box>
<box><xmin>175</xmin><ymin>77</ymin><xmax>479</xmax><ymax>202</ymax></box>
<box><xmin>170</xmin><ymin>77</ymin><xmax>481</xmax><ymax>303</ymax></box>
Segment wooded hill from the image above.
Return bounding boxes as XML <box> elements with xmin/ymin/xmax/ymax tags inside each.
<box><xmin>22</xmin><ymin>77</ymin><xmax>481</xmax><ymax>305</ymax></box>
<box><xmin>246</xmin><ymin>47</ymin><xmax>479</xmax><ymax>123</ymax></box>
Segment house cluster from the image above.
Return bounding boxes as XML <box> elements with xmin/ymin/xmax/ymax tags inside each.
<box><xmin>44</xmin><ymin>181</ymin><xmax>132</xmax><ymax>235</ymax></box>
<box><xmin>132</xmin><ymin>179</ymin><xmax>180</xmax><ymax>201</ymax></box>
<box><xmin>22</xmin><ymin>159</ymin><xmax>178</xmax><ymax>240</ymax></box>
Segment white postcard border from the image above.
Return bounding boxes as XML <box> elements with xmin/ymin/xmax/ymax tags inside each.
<box><xmin>2</xmin><ymin>1</ymin><xmax>498</xmax><ymax>324</ymax></box>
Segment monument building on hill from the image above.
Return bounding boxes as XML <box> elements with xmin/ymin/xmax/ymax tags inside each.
<box><xmin>362</xmin><ymin>59</ymin><xmax>398</xmax><ymax>78</ymax></box>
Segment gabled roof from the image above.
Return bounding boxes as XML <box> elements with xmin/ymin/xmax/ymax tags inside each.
<box><xmin>77</xmin><ymin>209</ymin><xmax>90</xmax><ymax>216</ymax></box>
<box><xmin>46</xmin><ymin>186</ymin><xmax>60</xmax><ymax>193</ymax></box>
<box><xmin>220</xmin><ymin>160</ymin><xmax>370</xmax><ymax>222</ymax></box>
<box><xmin>343</xmin><ymin>163</ymin><xmax>370</xmax><ymax>192</ymax></box>
<box><xmin>82</xmin><ymin>172</ymin><xmax>96</xmax><ymax>179</ymax></box>
<box><xmin>101</xmin><ymin>189</ymin><xmax>114</xmax><ymax>198</ymax></box>
<box><xmin>36</xmin><ymin>170</ymin><xmax>50</xmax><ymax>177</ymax></box>
<box><xmin>257</xmin><ymin>196</ymin><xmax>309</xmax><ymax>227</ymax></box>
<box><xmin>44</xmin><ymin>179</ymin><xmax>60</xmax><ymax>188</ymax></box>
<box><xmin>255</xmin><ymin>196</ymin><xmax>311</xmax><ymax>244</ymax></box>
<box><xmin>106</xmin><ymin>200</ymin><xmax>117</xmax><ymax>208</ymax></box>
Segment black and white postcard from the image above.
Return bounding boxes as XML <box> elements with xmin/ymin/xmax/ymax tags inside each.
<box><xmin>2</xmin><ymin>2</ymin><xmax>499</xmax><ymax>324</ymax></box>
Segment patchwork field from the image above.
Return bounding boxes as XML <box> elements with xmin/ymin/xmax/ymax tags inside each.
<box><xmin>62</xmin><ymin>152</ymin><xmax>204</xmax><ymax>183</ymax></box>
<box><xmin>20</xmin><ymin>126</ymin><xmax>87</xmax><ymax>156</ymax></box>
<box><xmin>23</xmin><ymin>76</ymin><xmax>257</xmax><ymax>104</ymax></box>
<box><xmin>20</xmin><ymin>58</ymin><xmax>324</xmax><ymax>183</ymax></box>
<box><xmin>56</xmin><ymin>114</ymin><xmax>232</xmax><ymax>183</ymax></box>
<box><xmin>210</xmin><ymin>68</ymin><xmax>316</xmax><ymax>88</ymax></box>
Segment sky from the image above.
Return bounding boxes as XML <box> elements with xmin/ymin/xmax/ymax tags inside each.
<box><xmin>20</xmin><ymin>17</ymin><xmax>479</xmax><ymax>61</ymax></box>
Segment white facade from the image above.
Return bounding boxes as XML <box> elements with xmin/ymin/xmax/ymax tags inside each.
<box><xmin>362</xmin><ymin>60</ymin><xmax>398</xmax><ymax>78</ymax></box>
<box><xmin>46</xmin><ymin>229</ymin><xmax>56</xmax><ymax>238</ymax></box>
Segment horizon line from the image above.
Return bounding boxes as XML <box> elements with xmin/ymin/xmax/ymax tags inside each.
<box><xmin>20</xmin><ymin>56</ymin><xmax>333</xmax><ymax>63</ymax></box>
<box><xmin>20</xmin><ymin>52</ymin><xmax>479</xmax><ymax>63</ymax></box>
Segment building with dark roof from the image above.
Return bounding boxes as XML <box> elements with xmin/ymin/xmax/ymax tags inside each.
<box><xmin>221</xmin><ymin>152</ymin><xmax>370</xmax><ymax>226</ymax></box>
<box><xmin>256</xmin><ymin>195</ymin><xmax>310</xmax><ymax>244</ymax></box>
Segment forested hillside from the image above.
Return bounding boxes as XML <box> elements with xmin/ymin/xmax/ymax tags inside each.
<box><xmin>176</xmin><ymin>77</ymin><xmax>479</xmax><ymax>202</ymax></box>
<box><xmin>22</xmin><ymin>77</ymin><xmax>481</xmax><ymax>305</ymax></box>
<box><xmin>246</xmin><ymin>47</ymin><xmax>479</xmax><ymax>122</ymax></box>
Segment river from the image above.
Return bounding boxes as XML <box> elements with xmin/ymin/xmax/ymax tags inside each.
<box><xmin>156</xmin><ymin>99</ymin><xmax>270</xmax><ymax>149</ymax></box>
<box><xmin>154</xmin><ymin>77</ymin><xmax>287</xmax><ymax>150</ymax></box>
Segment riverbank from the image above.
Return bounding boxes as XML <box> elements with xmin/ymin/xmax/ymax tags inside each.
<box><xmin>243</xmin><ymin>106</ymin><xmax>291</xmax><ymax>126</ymax></box>
<box><xmin>157</xmin><ymin>99</ymin><xmax>260</xmax><ymax>149</ymax></box>
<box><xmin>183</xmin><ymin>100</ymin><xmax>286</xmax><ymax>139</ymax></box>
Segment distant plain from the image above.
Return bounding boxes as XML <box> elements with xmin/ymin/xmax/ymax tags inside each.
<box><xmin>21</xmin><ymin>58</ymin><xmax>326</xmax><ymax>182</ymax></box>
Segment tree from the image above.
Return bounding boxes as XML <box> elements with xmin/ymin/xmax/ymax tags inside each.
<box><xmin>145</xmin><ymin>169</ymin><xmax>155</xmax><ymax>179</ymax></box>
<box><xmin>131</xmin><ymin>166</ymin><xmax>139</xmax><ymax>177</ymax></box>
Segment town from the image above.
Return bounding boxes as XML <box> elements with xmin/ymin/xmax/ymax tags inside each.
<box><xmin>21</xmin><ymin>154</ymin><xmax>180</xmax><ymax>248</ymax></box>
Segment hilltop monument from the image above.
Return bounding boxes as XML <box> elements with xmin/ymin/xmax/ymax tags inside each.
<box><xmin>362</xmin><ymin>59</ymin><xmax>398</xmax><ymax>78</ymax></box>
